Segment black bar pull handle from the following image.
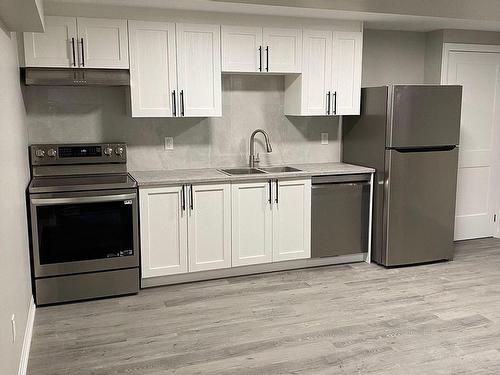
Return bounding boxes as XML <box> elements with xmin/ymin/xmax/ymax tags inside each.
<box><xmin>71</xmin><ymin>38</ymin><xmax>76</xmax><ymax>67</ymax></box>
<box><xmin>258</xmin><ymin>46</ymin><xmax>262</xmax><ymax>72</ymax></box>
<box><xmin>268</xmin><ymin>180</ymin><xmax>272</xmax><ymax>204</ymax></box>
<box><xmin>275</xmin><ymin>179</ymin><xmax>279</xmax><ymax>204</ymax></box>
<box><xmin>181</xmin><ymin>184</ymin><xmax>185</xmax><ymax>211</ymax></box>
<box><xmin>326</xmin><ymin>91</ymin><xmax>331</xmax><ymax>115</ymax></box>
<box><xmin>333</xmin><ymin>91</ymin><xmax>337</xmax><ymax>115</ymax></box>
<box><xmin>189</xmin><ymin>184</ymin><xmax>194</xmax><ymax>210</ymax></box>
<box><xmin>80</xmin><ymin>38</ymin><xmax>85</xmax><ymax>67</ymax></box>
<box><xmin>172</xmin><ymin>90</ymin><xmax>177</xmax><ymax>117</ymax></box>
<box><xmin>265</xmin><ymin>46</ymin><xmax>269</xmax><ymax>72</ymax></box>
<box><xmin>180</xmin><ymin>90</ymin><xmax>185</xmax><ymax>116</ymax></box>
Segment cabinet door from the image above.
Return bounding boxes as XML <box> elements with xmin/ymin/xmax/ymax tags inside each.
<box><xmin>77</xmin><ymin>17</ymin><xmax>129</xmax><ymax>68</ymax></box>
<box><xmin>332</xmin><ymin>31</ymin><xmax>362</xmax><ymax>115</ymax></box>
<box><xmin>263</xmin><ymin>27</ymin><xmax>302</xmax><ymax>73</ymax></box>
<box><xmin>232</xmin><ymin>181</ymin><xmax>273</xmax><ymax>266</ymax></box>
<box><xmin>272</xmin><ymin>179</ymin><xmax>311</xmax><ymax>261</ymax></box>
<box><xmin>301</xmin><ymin>29</ymin><xmax>333</xmax><ymax>115</ymax></box>
<box><xmin>24</xmin><ymin>16</ymin><xmax>77</xmax><ymax>67</ymax></box>
<box><xmin>176</xmin><ymin>23</ymin><xmax>222</xmax><ymax>117</ymax></box>
<box><xmin>222</xmin><ymin>26</ymin><xmax>262</xmax><ymax>72</ymax></box>
<box><xmin>128</xmin><ymin>21</ymin><xmax>177</xmax><ymax>117</ymax></box>
<box><xmin>139</xmin><ymin>187</ymin><xmax>188</xmax><ymax>278</ymax></box>
<box><xmin>188</xmin><ymin>184</ymin><xmax>231</xmax><ymax>272</ymax></box>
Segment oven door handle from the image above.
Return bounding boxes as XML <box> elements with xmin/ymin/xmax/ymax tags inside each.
<box><xmin>31</xmin><ymin>193</ymin><xmax>136</xmax><ymax>206</ymax></box>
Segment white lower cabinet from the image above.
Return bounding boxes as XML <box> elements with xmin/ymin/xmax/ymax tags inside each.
<box><xmin>140</xmin><ymin>183</ymin><xmax>231</xmax><ymax>278</ymax></box>
<box><xmin>272</xmin><ymin>179</ymin><xmax>311</xmax><ymax>261</ymax></box>
<box><xmin>232</xmin><ymin>178</ymin><xmax>311</xmax><ymax>266</ymax></box>
<box><xmin>231</xmin><ymin>180</ymin><xmax>273</xmax><ymax>266</ymax></box>
<box><xmin>140</xmin><ymin>186</ymin><xmax>188</xmax><ymax>278</ymax></box>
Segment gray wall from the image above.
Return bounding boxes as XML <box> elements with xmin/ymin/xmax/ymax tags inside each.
<box><xmin>0</xmin><ymin>27</ymin><xmax>32</xmax><ymax>375</ymax></box>
<box><xmin>362</xmin><ymin>29</ymin><xmax>426</xmax><ymax>86</ymax></box>
<box><xmin>26</xmin><ymin>75</ymin><xmax>341</xmax><ymax>171</ymax></box>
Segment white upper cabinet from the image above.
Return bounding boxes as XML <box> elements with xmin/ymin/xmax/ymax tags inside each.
<box><xmin>188</xmin><ymin>183</ymin><xmax>231</xmax><ymax>272</ymax></box>
<box><xmin>128</xmin><ymin>21</ymin><xmax>177</xmax><ymax>117</ymax></box>
<box><xmin>140</xmin><ymin>186</ymin><xmax>188</xmax><ymax>278</ymax></box>
<box><xmin>231</xmin><ymin>181</ymin><xmax>273</xmax><ymax>267</ymax></box>
<box><xmin>263</xmin><ymin>27</ymin><xmax>302</xmax><ymax>73</ymax></box>
<box><xmin>272</xmin><ymin>179</ymin><xmax>311</xmax><ymax>261</ymax></box>
<box><xmin>332</xmin><ymin>31</ymin><xmax>363</xmax><ymax>115</ymax></box>
<box><xmin>176</xmin><ymin>23</ymin><xmax>222</xmax><ymax>117</ymax></box>
<box><xmin>284</xmin><ymin>29</ymin><xmax>363</xmax><ymax>116</ymax></box>
<box><xmin>24</xmin><ymin>16</ymin><xmax>128</xmax><ymax>68</ymax></box>
<box><xmin>77</xmin><ymin>18</ymin><xmax>129</xmax><ymax>69</ymax></box>
<box><xmin>24</xmin><ymin>16</ymin><xmax>78</xmax><ymax>67</ymax></box>
<box><xmin>222</xmin><ymin>25</ymin><xmax>263</xmax><ymax>72</ymax></box>
<box><xmin>221</xmin><ymin>25</ymin><xmax>301</xmax><ymax>73</ymax></box>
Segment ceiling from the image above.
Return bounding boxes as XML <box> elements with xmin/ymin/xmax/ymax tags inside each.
<box><xmin>44</xmin><ymin>0</ymin><xmax>500</xmax><ymax>32</ymax></box>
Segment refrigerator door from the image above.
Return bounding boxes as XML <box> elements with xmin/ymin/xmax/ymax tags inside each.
<box><xmin>383</xmin><ymin>148</ymin><xmax>458</xmax><ymax>266</ymax></box>
<box><xmin>387</xmin><ymin>85</ymin><xmax>462</xmax><ymax>148</ymax></box>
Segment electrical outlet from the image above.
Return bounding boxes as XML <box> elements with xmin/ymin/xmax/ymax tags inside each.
<box><xmin>11</xmin><ymin>314</ymin><xmax>16</xmax><ymax>343</ymax></box>
<box><xmin>321</xmin><ymin>133</ymin><xmax>329</xmax><ymax>145</ymax></box>
<box><xmin>164</xmin><ymin>137</ymin><xmax>174</xmax><ymax>151</ymax></box>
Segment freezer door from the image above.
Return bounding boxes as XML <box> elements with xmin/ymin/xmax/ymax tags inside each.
<box><xmin>388</xmin><ymin>85</ymin><xmax>462</xmax><ymax>148</ymax></box>
<box><xmin>383</xmin><ymin>148</ymin><xmax>458</xmax><ymax>266</ymax></box>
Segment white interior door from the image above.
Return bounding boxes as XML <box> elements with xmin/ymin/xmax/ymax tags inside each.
<box><xmin>332</xmin><ymin>31</ymin><xmax>362</xmax><ymax>115</ymax></box>
<box><xmin>188</xmin><ymin>183</ymin><xmax>231</xmax><ymax>272</ymax></box>
<box><xmin>77</xmin><ymin>17</ymin><xmax>129</xmax><ymax>68</ymax></box>
<box><xmin>231</xmin><ymin>181</ymin><xmax>273</xmax><ymax>266</ymax></box>
<box><xmin>263</xmin><ymin>27</ymin><xmax>302</xmax><ymax>73</ymax></box>
<box><xmin>139</xmin><ymin>187</ymin><xmax>188</xmax><ymax>278</ymax></box>
<box><xmin>176</xmin><ymin>23</ymin><xmax>222</xmax><ymax>117</ymax></box>
<box><xmin>24</xmin><ymin>16</ymin><xmax>78</xmax><ymax>67</ymax></box>
<box><xmin>222</xmin><ymin>25</ymin><xmax>262</xmax><ymax>72</ymax></box>
<box><xmin>128</xmin><ymin>21</ymin><xmax>177</xmax><ymax>117</ymax></box>
<box><xmin>301</xmin><ymin>29</ymin><xmax>333</xmax><ymax>115</ymax></box>
<box><xmin>446</xmin><ymin>51</ymin><xmax>500</xmax><ymax>240</ymax></box>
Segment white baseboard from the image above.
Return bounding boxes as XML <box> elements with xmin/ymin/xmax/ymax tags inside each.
<box><xmin>18</xmin><ymin>296</ymin><xmax>35</xmax><ymax>375</ymax></box>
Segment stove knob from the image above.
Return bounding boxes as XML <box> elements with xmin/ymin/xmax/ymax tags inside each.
<box><xmin>104</xmin><ymin>147</ymin><xmax>113</xmax><ymax>156</ymax></box>
<box><xmin>35</xmin><ymin>149</ymin><xmax>45</xmax><ymax>158</ymax></box>
<box><xmin>47</xmin><ymin>148</ymin><xmax>57</xmax><ymax>157</ymax></box>
<box><xmin>115</xmin><ymin>146</ymin><xmax>124</xmax><ymax>156</ymax></box>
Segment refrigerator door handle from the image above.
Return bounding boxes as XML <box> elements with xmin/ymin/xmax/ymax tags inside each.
<box><xmin>390</xmin><ymin>145</ymin><xmax>456</xmax><ymax>153</ymax></box>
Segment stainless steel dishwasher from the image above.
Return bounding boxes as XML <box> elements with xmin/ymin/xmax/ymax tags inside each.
<box><xmin>311</xmin><ymin>174</ymin><xmax>371</xmax><ymax>258</ymax></box>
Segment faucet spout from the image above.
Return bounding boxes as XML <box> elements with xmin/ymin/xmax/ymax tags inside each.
<box><xmin>249</xmin><ymin>129</ymin><xmax>273</xmax><ymax>168</ymax></box>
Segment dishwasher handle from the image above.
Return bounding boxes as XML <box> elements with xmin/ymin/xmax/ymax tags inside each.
<box><xmin>312</xmin><ymin>173</ymin><xmax>372</xmax><ymax>185</ymax></box>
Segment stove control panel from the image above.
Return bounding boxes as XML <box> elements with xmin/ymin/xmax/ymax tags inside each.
<box><xmin>30</xmin><ymin>143</ymin><xmax>127</xmax><ymax>165</ymax></box>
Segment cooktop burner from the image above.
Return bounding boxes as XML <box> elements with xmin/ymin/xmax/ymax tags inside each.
<box><xmin>29</xmin><ymin>174</ymin><xmax>137</xmax><ymax>193</ymax></box>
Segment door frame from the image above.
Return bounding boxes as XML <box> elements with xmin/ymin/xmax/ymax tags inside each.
<box><xmin>441</xmin><ymin>43</ymin><xmax>500</xmax><ymax>239</ymax></box>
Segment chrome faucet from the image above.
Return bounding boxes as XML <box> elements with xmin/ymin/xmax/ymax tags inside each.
<box><xmin>249</xmin><ymin>129</ymin><xmax>273</xmax><ymax>168</ymax></box>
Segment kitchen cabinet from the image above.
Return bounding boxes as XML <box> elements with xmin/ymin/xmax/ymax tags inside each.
<box><xmin>139</xmin><ymin>186</ymin><xmax>188</xmax><ymax>278</ymax></box>
<box><xmin>140</xmin><ymin>183</ymin><xmax>231</xmax><ymax>277</ymax></box>
<box><xmin>128</xmin><ymin>21</ymin><xmax>221</xmax><ymax>117</ymax></box>
<box><xmin>272</xmin><ymin>179</ymin><xmax>311</xmax><ymax>261</ymax></box>
<box><xmin>128</xmin><ymin>21</ymin><xmax>177</xmax><ymax>117</ymax></box>
<box><xmin>222</xmin><ymin>25</ymin><xmax>301</xmax><ymax>73</ymax></box>
<box><xmin>284</xmin><ymin>30</ymin><xmax>362</xmax><ymax>116</ymax></box>
<box><xmin>232</xmin><ymin>178</ymin><xmax>311</xmax><ymax>266</ymax></box>
<box><xmin>231</xmin><ymin>180</ymin><xmax>273</xmax><ymax>266</ymax></box>
<box><xmin>188</xmin><ymin>183</ymin><xmax>231</xmax><ymax>272</ymax></box>
<box><xmin>23</xmin><ymin>16</ymin><xmax>129</xmax><ymax>68</ymax></box>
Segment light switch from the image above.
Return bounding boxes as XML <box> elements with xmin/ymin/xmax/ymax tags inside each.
<box><xmin>164</xmin><ymin>137</ymin><xmax>174</xmax><ymax>150</ymax></box>
<box><xmin>321</xmin><ymin>133</ymin><xmax>329</xmax><ymax>145</ymax></box>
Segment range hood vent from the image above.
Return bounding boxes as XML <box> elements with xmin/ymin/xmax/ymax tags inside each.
<box><xmin>23</xmin><ymin>68</ymin><xmax>130</xmax><ymax>86</ymax></box>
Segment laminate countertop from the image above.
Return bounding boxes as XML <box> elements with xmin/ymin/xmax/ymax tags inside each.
<box><xmin>130</xmin><ymin>162</ymin><xmax>374</xmax><ymax>187</ymax></box>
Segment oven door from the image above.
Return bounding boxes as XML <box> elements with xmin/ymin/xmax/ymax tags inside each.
<box><xmin>30</xmin><ymin>189</ymin><xmax>139</xmax><ymax>278</ymax></box>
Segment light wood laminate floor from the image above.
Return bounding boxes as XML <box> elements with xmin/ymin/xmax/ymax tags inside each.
<box><xmin>28</xmin><ymin>239</ymin><xmax>500</xmax><ymax>374</ymax></box>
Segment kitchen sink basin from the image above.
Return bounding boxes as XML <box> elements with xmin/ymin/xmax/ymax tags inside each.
<box><xmin>259</xmin><ymin>166</ymin><xmax>302</xmax><ymax>173</ymax></box>
<box><xmin>219</xmin><ymin>168</ymin><xmax>267</xmax><ymax>175</ymax></box>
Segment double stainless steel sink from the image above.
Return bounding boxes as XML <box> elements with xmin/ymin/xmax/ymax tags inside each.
<box><xmin>219</xmin><ymin>166</ymin><xmax>302</xmax><ymax>176</ymax></box>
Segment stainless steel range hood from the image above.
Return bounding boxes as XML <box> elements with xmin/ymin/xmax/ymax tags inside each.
<box><xmin>23</xmin><ymin>68</ymin><xmax>130</xmax><ymax>86</ymax></box>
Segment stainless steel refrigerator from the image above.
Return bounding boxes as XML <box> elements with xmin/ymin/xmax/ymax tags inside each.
<box><xmin>343</xmin><ymin>85</ymin><xmax>462</xmax><ymax>266</ymax></box>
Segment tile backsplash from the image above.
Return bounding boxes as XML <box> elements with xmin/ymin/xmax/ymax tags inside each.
<box><xmin>25</xmin><ymin>75</ymin><xmax>341</xmax><ymax>171</ymax></box>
